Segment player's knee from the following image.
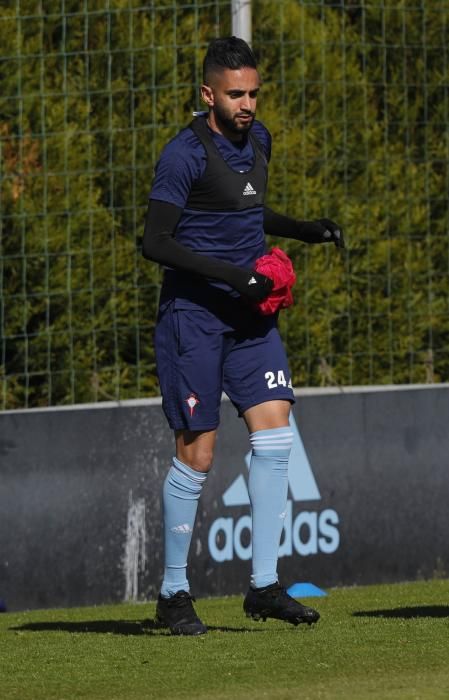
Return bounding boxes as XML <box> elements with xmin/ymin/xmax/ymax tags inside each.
<box><xmin>176</xmin><ymin>429</ymin><xmax>216</xmax><ymax>473</ymax></box>
<box><xmin>177</xmin><ymin>446</ymin><xmax>213</xmax><ymax>473</ymax></box>
<box><xmin>192</xmin><ymin>445</ymin><xmax>214</xmax><ymax>472</ymax></box>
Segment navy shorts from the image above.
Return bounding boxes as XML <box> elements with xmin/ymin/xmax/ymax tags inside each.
<box><xmin>155</xmin><ymin>297</ymin><xmax>295</xmax><ymax>431</ymax></box>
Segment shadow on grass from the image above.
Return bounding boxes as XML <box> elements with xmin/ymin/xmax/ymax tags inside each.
<box><xmin>9</xmin><ymin>619</ymin><xmax>257</xmax><ymax>636</ymax></box>
<box><xmin>353</xmin><ymin>605</ymin><xmax>449</xmax><ymax>619</ymax></box>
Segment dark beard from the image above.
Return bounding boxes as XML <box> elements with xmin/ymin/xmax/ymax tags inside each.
<box><xmin>214</xmin><ymin>103</ymin><xmax>255</xmax><ymax>135</ymax></box>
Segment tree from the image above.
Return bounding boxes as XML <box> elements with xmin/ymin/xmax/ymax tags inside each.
<box><xmin>1</xmin><ymin>0</ymin><xmax>448</xmax><ymax>408</ymax></box>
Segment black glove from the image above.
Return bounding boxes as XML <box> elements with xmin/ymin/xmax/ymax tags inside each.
<box><xmin>226</xmin><ymin>267</ymin><xmax>274</xmax><ymax>302</ymax></box>
<box><xmin>263</xmin><ymin>207</ymin><xmax>345</xmax><ymax>249</ymax></box>
<box><xmin>311</xmin><ymin>219</ymin><xmax>345</xmax><ymax>248</ymax></box>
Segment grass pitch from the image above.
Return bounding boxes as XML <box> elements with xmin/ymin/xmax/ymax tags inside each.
<box><xmin>1</xmin><ymin>579</ymin><xmax>448</xmax><ymax>700</ymax></box>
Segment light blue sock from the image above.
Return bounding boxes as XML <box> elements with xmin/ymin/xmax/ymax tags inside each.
<box><xmin>160</xmin><ymin>457</ymin><xmax>207</xmax><ymax>598</ymax></box>
<box><xmin>248</xmin><ymin>426</ymin><xmax>293</xmax><ymax>589</ymax></box>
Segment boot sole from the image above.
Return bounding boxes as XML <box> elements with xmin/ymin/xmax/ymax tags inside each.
<box><xmin>245</xmin><ymin>610</ymin><xmax>318</xmax><ymax>626</ymax></box>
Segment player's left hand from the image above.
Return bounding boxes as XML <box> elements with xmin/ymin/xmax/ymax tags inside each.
<box><xmin>314</xmin><ymin>219</ymin><xmax>345</xmax><ymax>248</ymax></box>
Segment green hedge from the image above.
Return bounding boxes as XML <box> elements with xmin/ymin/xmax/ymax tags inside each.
<box><xmin>1</xmin><ymin>1</ymin><xmax>448</xmax><ymax>408</ymax></box>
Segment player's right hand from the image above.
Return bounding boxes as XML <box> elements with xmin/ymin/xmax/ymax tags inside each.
<box><xmin>232</xmin><ymin>269</ymin><xmax>274</xmax><ymax>302</ymax></box>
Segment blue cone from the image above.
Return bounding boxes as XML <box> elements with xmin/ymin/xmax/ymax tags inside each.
<box><xmin>287</xmin><ymin>582</ymin><xmax>327</xmax><ymax>598</ymax></box>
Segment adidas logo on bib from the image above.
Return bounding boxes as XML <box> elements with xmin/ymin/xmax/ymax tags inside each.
<box><xmin>242</xmin><ymin>182</ymin><xmax>257</xmax><ymax>196</ymax></box>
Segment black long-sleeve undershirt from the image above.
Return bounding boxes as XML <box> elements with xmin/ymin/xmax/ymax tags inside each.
<box><xmin>263</xmin><ymin>206</ymin><xmax>340</xmax><ymax>244</ymax></box>
<box><xmin>142</xmin><ymin>200</ymin><xmax>273</xmax><ymax>301</ymax></box>
<box><xmin>142</xmin><ymin>200</ymin><xmax>343</xmax><ymax>299</ymax></box>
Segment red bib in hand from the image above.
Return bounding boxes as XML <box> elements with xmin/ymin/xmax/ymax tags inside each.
<box><xmin>253</xmin><ymin>247</ymin><xmax>296</xmax><ymax>315</ymax></box>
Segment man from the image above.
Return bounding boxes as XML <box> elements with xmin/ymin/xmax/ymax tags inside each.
<box><xmin>143</xmin><ymin>36</ymin><xmax>344</xmax><ymax>636</ymax></box>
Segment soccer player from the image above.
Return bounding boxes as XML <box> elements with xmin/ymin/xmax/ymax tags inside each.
<box><xmin>142</xmin><ymin>36</ymin><xmax>344</xmax><ymax>636</ymax></box>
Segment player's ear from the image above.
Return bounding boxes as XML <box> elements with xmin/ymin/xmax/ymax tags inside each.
<box><xmin>200</xmin><ymin>84</ymin><xmax>214</xmax><ymax>107</ymax></box>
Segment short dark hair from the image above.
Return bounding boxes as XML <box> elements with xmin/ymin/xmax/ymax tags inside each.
<box><xmin>203</xmin><ymin>36</ymin><xmax>257</xmax><ymax>83</ymax></box>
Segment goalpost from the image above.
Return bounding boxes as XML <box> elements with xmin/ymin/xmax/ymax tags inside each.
<box><xmin>232</xmin><ymin>0</ymin><xmax>252</xmax><ymax>44</ymax></box>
